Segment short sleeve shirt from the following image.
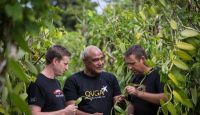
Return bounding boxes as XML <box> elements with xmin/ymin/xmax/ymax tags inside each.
<box><xmin>63</xmin><ymin>71</ymin><xmax>121</xmax><ymax>115</ymax></box>
<box><xmin>27</xmin><ymin>74</ymin><xmax>65</xmax><ymax>112</ymax></box>
<box><xmin>128</xmin><ymin>69</ymin><xmax>164</xmax><ymax>115</ymax></box>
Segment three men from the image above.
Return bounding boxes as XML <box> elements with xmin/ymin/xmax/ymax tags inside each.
<box><xmin>27</xmin><ymin>44</ymin><xmax>165</xmax><ymax>115</ymax></box>
<box><xmin>124</xmin><ymin>45</ymin><xmax>166</xmax><ymax>115</ymax></box>
<box><xmin>63</xmin><ymin>45</ymin><xmax>121</xmax><ymax>115</ymax></box>
<box><xmin>27</xmin><ymin>45</ymin><xmax>77</xmax><ymax>115</ymax></box>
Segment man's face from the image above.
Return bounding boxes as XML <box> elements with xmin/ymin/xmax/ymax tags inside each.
<box><xmin>125</xmin><ymin>54</ymin><xmax>144</xmax><ymax>74</ymax></box>
<box><xmin>54</xmin><ymin>56</ymin><xmax>69</xmax><ymax>76</ymax></box>
<box><xmin>84</xmin><ymin>49</ymin><xmax>105</xmax><ymax>75</ymax></box>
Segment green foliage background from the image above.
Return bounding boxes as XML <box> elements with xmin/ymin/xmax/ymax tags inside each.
<box><xmin>0</xmin><ymin>0</ymin><xmax>200</xmax><ymax>115</ymax></box>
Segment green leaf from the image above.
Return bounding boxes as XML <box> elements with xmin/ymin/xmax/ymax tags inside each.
<box><xmin>149</xmin><ymin>6</ymin><xmax>156</xmax><ymax>16</ymax></box>
<box><xmin>10</xmin><ymin>92</ymin><xmax>31</xmax><ymax>115</ymax></box>
<box><xmin>6</xmin><ymin>74</ymin><xmax>12</xmax><ymax>92</ymax></box>
<box><xmin>5</xmin><ymin>3</ymin><xmax>23</xmax><ymax>21</ymax></box>
<box><xmin>8</xmin><ymin>58</ymin><xmax>28</xmax><ymax>82</ymax></box>
<box><xmin>172</xmin><ymin>59</ymin><xmax>189</xmax><ymax>70</ymax></box>
<box><xmin>173</xmin><ymin>90</ymin><xmax>184</xmax><ymax>101</ymax></box>
<box><xmin>15</xmin><ymin>35</ymin><xmax>30</xmax><ymax>52</ymax></box>
<box><xmin>163</xmin><ymin>85</ymin><xmax>170</xmax><ymax>99</ymax></box>
<box><xmin>182</xmin><ymin>99</ymin><xmax>193</xmax><ymax>108</ymax></box>
<box><xmin>135</xmin><ymin>32</ymin><xmax>142</xmax><ymax>39</ymax></box>
<box><xmin>192</xmin><ymin>63</ymin><xmax>200</xmax><ymax>69</ymax></box>
<box><xmin>176</xmin><ymin>42</ymin><xmax>196</xmax><ymax>51</ymax></box>
<box><xmin>145</xmin><ymin>59</ymin><xmax>156</xmax><ymax>67</ymax></box>
<box><xmin>161</xmin><ymin>61</ymin><xmax>169</xmax><ymax>74</ymax></box>
<box><xmin>25</xmin><ymin>60</ymin><xmax>38</xmax><ymax>75</ymax></box>
<box><xmin>87</xmin><ymin>10</ymin><xmax>94</xmax><ymax>17</ymax></box>
<box><xmin>170</xmin><ymin>20</ymin><xmax>177</xmax><ymax>30</ymax></box>
<box><xmin>119</xmin><ymin>43</ymin><xmax>126</xmax><ymax>53</ymax></box>
<box><xmin>139</xmin><ymin>10</ymin><xmax>146</xmax><ymax>20</ymax></box>
<box><xmin>116</xmin><ymin>63</ymin><xmax>123</xmax><ymax>76</ymax></box>
<box><xmin>0</xmin><ymin>107</ymin><xmax>5</xmax><ymax>114</ymax></box>
<box><xmin>181</xmin><ymin>29</ymin><xmax>199</xmax><ymax>38</ymax></box>
<box><xmin>168</xmin><ymin>73</ymin><xmax>179</xmax><ymax>87</ymax></box>
<box><xmin>175</xmin><ymin>50</ymin><xmax>192</xmax><ymax>61</ymax></box>
<box><xmin>44</xmin><ymin>39</ymin><xmax>53</xmax><ymax>47</ymax></box>
<box><xmin>2</xmin><ymin>87</ymin><xmax>8</xmax><ymax>104</ymax></box>
<box><xmin>169</xmin><ymin>50</ymin><xmax>175</xmax><ymax>60</ymax></box>
<box><xmin>14</xmin><ymin>82</ymin><xmax>24</xmax><ymax>94</ymax></box>
<box><xmin>173</xmin><ymin>89</ymin><xmax>193</xmax><ymax>108</ymax></box>
<box><xmin>191</xmin><ymin>87</ymin><xmax>197</xmax><ymax>105</ymax></box>
<box><xmin>16</xmin><ymin>48</ymin><xmax>25</xmax><ymax>59</ymax></box>
<box><xmin>159</xmin><ymin>0</ymin><xmax>166</xmax><ymax>7</ymax></box>
<box><xmin>75</xmin><ymin>97</ymin><xmax>83</xmax><ymax>106</ymax></box>
<box><xmin>20</xmin><ymin>93</ymin><xmax>28</xmax><ymax>100</ymax></box>
<box><xmin>114</xmin><ymin>105</ymin><xmax>126</xmax><ymax>114</ymax></box>
<box><xmin>160</xmin><ymin>100</ymin><xmax>168</xmax><ymax>115</ymax></box>
<box><xmin>171</xmin><ymin>70</ymin><xmax>185</xmax><ymax>82</ymax></box>
<box><xmin>186</xmin><ymin>38</ymin><xmax>200</xmax><ymax>48</ymax></box>
<box><xmin>25</xmin><ymin>22</ymin><xmax>40</xmax><ymax>36</ymax></box>
<box><xmin>167</xmin><ymin>102</ymin><xmax>177</xmax><ymax>115</ymax></box>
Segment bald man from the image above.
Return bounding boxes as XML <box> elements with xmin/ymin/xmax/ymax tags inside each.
<box><xmin>63</xmin><ymin>45</ymin><xmax>121</xmax><ymax>115</ymax></box>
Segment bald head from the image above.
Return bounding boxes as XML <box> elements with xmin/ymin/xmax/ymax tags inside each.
<box><xmin>81</xmin><ymin>45</ymin><xmax>104</xmax><ymax>76</ymax></box>
<box><xmin>81</xmin><ymin>45</ymin><xmax>102</xmax><ymax>60</ymax></box>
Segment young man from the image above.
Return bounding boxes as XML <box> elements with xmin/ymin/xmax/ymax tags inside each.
<box><xmin>27</xmin><ymin>45</ymin><xmax>77</xmax><ymax>115</ymax></box>
<box><xmin>63</xmin><ymin>45</ymin><xmax>122</xmax><ymax>115</ymax></box>
<box><xmin>124</xmin><ymin>45</ymin><xmax>166</xmax><ymax>115</ymax></box>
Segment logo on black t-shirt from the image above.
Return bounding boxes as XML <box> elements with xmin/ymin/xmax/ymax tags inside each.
<box><xmin>53</xmin><ymin>89</ymin><xmax>64</xmax><ymax>98</ymax></box>
<box><xmin>84</xmin><ymin>86</ymin><xmax>108</xmax><ymax>100</ymax></box>
<box><xmin>101</xmin><ymin>86</ymin><xmax>108</xmax><ymax>92</ymax></box>
<box><xmin>30</xmin><ymin>97</ymin><xmax>37</xmax><ymax>103</ymax></box>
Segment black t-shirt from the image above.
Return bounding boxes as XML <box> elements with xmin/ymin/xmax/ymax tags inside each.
<box><xmin>63</xmin><ymin>71</ymin><xmax>121</xmax><ymax>115</ymax></box>
<box><xmin>128</xmin><ymin>69</ymin><xmax>164</xmax><ymax>115</ymax></box>
<box><xmin>27</xmin><ymin>74</ymin><xmax>65</xmax><ymax>112</ymax></box>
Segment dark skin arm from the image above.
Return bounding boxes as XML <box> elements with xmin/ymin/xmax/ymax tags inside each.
<box><xmin>65</xmin><ymin>100</ymin><xmax>103</xmax><ymax>115</ymax></box>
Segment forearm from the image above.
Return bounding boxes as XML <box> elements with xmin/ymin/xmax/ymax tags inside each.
<box><xmin>136</xmin><ymin>91</ymin><xmax>166</xmax><ymax>104</ymax></box>
<box><xmin>76</xmin><ymin>110</ymin><xmax>91</xmax><ymax>115</ymax></box>
<box><xmin>30</xmin><ymin>105</ymin><xmax>66</xmax><ymax>115</ymax></box>
<box><xmin>31</xmin><ymin>109</ymin><xmax>66</xmax><ymax>115</ymax></box>
<box><xmin>31</xmin><ymin>104</ymin><xmax>77</xmax><ymax>115</ymax></box>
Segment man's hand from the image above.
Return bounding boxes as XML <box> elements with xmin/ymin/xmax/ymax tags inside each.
<box><xmin>125</xmin><ymin>86</ymin><xmax>138</xmax><ymax>96</ymax></box>
<box><xmin>114</xmin><ymin>95</ymin><xmax>125</xmax><ymax>103</ymax></box>
<box><xmin>64</xmin><ymin>104</ymin><xmax>77</xmax><ymax>115</ymax></box>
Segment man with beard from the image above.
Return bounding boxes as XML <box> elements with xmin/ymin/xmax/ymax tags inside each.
<box><xmin>124</xmin><ymin>45</ymin><xmax>166</xmax><ymax>115</ymax></box>
<box><xmin>63</xmin><ymin>45</ymin><xmax>121</xmax><ymax>115</ymax></box>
